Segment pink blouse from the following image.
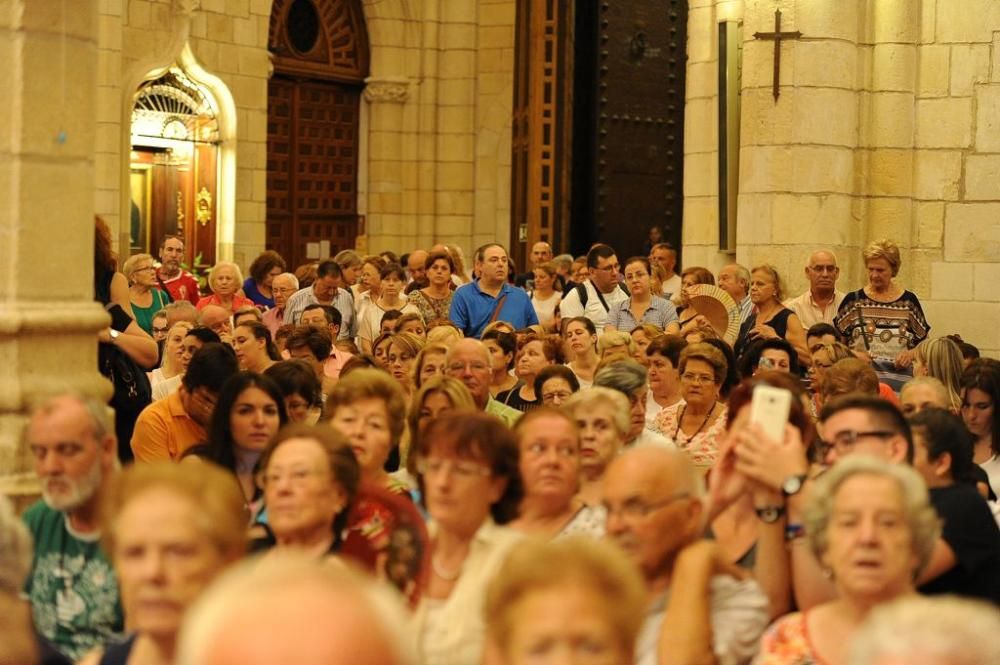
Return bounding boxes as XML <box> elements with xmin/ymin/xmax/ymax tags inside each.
<box><xmin>652</xmin><ymin>400</ymin><xmax>728</xmax><ymax>466</ymax></box>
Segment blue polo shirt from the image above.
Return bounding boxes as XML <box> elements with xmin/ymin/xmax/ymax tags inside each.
<box><xmin>449</xmin><ymin>280</ymin><xmax>538</xmax><ymax>338</ymax></box>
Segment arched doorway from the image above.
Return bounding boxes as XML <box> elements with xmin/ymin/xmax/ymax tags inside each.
<box><xmin>267</xmin><ymin>0</ymin><xmax>370</xmax><ymax>269</ymax></box>
<box><xmin>129</xmin><ymin>67</ymin><xmax>222</xmax><ymax>268</ymax></box>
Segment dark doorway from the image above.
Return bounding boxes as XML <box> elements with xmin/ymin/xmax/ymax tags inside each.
<box><xmin>570</xmin><ymin>0</ymin><xmax>688</xmax><ymax>261</ymax></box>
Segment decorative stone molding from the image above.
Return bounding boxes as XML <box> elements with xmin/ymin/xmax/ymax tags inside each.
<box><xmin>363</xmin><ymin>77</ymin><xmax>410</xmax><ymax>104</ymax></box>
<box><xmin>174</xmin><ymin>0</ymin><xmax>200</xmax><ymax>17</ymax></box>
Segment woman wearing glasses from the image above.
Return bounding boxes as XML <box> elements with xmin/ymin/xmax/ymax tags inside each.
<box><xmin>604</xmin><ymin>257</ymin><xmax>680</xmax><ymax>334</ymax></box>
<box><xmin>122</xmin><ymin>253</ymin><xmax>171</xmax><ymax>336</ymax></box>
<box><xmin>410</xmin><ymin>411</ymin><xmax>523</xmax><ymax>665</ymax></box>
<box><xmin>652</xmin><ymin>343</ymin><xmax>729</xmax><ymax>466</ymax></box>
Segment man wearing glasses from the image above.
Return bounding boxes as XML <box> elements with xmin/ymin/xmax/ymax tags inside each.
<box><xmin>603</xmin><ymin>446</ymin><xmax>768</xmax><ymax>665</ymax></box>
<box><xmin>262</xmin><ymin>272</ymin><xmax>298</xmax><ymax>336</ymax></box>
<box><xmin>444</xmin><ymin>338</ymin><xmax>521</xmax><ymax>426</ymax></box>
<box><xmin>784</xmin><ymin>250</ymin><xmax>845</xmax><ymax>329</ymax></box>
<box><xmin>559</xmin><ymin>243</ymin><xmax>629</xmax><ymax>334</ymax></box>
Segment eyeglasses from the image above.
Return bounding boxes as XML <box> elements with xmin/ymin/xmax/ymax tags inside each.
<box><xmin>818</xmin><ymin>430</ymin><xmax>897</xmax><ymax>456</ymax></box>
<box><xmin>151</xmin><ymin>326</ymin><xmax>169</xmax><ymax>335</ymax></box>
<box><xmin>594</xmin><ymin>263</ymin><xmax>620</xmax><ymax>273</ymax></box>
<box><xmin>605</xmin><ymin>491</ymin><xmax>691</xmax><ymax>521</ymax></box>
<box><xmin>681</xmin><ymin>373</ymin><xmax>715</xmax><ymax>384</ymax></box>
<box><xmin>447</xmin><ymin>361</ymin><xmax>490</xmax><ymax>373</ymax></box>
<box><xmin>257</xmin><ymin>467</ymin><xmax>327</xmax><ymax>488</ymax></box>
<box><xmin>415</xmin><ymin>457</ymin><xmax>492</xmax><ymax>479</ymax></box>
<box><xmin>542</xmin><ymin>390</ymin><xmax>572</xmax><ymax>403</ymax></box>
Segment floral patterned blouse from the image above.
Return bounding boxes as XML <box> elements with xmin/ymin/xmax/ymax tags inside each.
<box><xmin>754</xmin><ymin>611</ymin><xmax>824</xmax><ymax>665</ymax></box>
<box><xmin>652</xmin><ymin>400</ymin><xmax>728</xmax><ymax>467</ymax></box>
<box><xmin>408</xmin><ymin>289</ymin><xmax>454</xmax><ymax>325</ymax></box>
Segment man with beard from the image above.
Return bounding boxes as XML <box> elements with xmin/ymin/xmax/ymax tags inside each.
<box><xmin>155</xmin><ymin>235</ymin><xmax>200</xmax><ymax>305</ymax></box>
<box><xmin>22</xmin><ymin>394</ymin><xmax>123</xmax><ymax>661</ymax></box>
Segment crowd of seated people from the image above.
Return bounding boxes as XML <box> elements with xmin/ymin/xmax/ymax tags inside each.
<box><xmin>5</xmin><ymin>232</ymin><xmax>1000</xmax><ymax>665</ymax></box>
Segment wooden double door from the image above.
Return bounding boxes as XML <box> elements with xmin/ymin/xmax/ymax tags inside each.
<box><xmin>266</xmin><ymin>76</ymin><xmax>361</xmax><ymax>269</ymax></box>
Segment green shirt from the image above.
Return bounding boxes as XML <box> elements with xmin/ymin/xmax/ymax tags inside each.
<box><xmin>22</xmin><ymin>501</ymin><xmax>123</xmax><ymax>660</ymax></box>
<box><xmin>486</xmin><ymin>397</ymin><xmax>522</xmax><ymax>426</ymax></box>
<box><xmin>131</xmin><ymin>288</ymin><xmax>170</xmax><ymax>335</ymax></box>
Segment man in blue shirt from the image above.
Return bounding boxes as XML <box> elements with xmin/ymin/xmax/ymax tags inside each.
<box><xmin>449</xmin><ymin>243</ymin><xmax>538</xmax><ymax>337</ymax></box>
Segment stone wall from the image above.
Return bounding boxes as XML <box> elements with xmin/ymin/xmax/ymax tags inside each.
<box><xmin>96</xmin><ymin>0</ymin><xmax>269</xmax><ymax>269</ymax></box>
<box><xmin>362</xmin><ymin>0</ymin><xmax>515</xmax><ymax>262</ymax></box>
<box><xmin>0</xmin><ymin>1</ymin><xmax>110</xmax><ymax>503</ymax></box>
<box><xmin>94</xmin><ymin>0</ymin><xmax>516</xmax><ymax>271</ymax></box>
<box><xmin>684</xmin><ymin>0</ymin><xmax>1000</xmax><ymax>357</ymax></box>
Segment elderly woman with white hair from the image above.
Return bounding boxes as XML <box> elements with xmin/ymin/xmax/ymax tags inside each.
<box><xmin>561</xmin><ymin>387</ymin><xmax>630</xmax><ymax>507</ymax></box>
<box><xmin>197</xmin><ymin>261</ymin><xmax>253</xmax><ymax>313</ymax></box>
<box><xmin>755</xmin><ymin>456</ymin><xmax>941</xmax><ymax>665</ymax></box>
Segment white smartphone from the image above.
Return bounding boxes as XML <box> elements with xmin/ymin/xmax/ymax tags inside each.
<box><xmin>750</xmin><ymin>385</ymin><xmax>792</xmax><ymax>441</ymax></box>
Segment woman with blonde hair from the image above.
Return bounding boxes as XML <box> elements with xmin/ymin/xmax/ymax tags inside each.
<box><xmin>414</xmin><ymin>342</ymin><xmax>450</xmax><ymax>390</ymax></box>
<box><xmin>196</xmin><ymin>261</ymin><xmax>251</xmax><ymax>312</ymax></box>
<box><xmin>913</xmin><ymin>336</ymin><xmax>963</xmax><ymax>411</ymax></box>
<box><xmin>742</xmin><ymin>263</ymin><xmax>810</xmax><ymax>367</ymax></box>
<box><xmin>484</xmin><ymin>537</ymin><xmax>647</xmax><ymax>665</ymax></box>
<box><xmin>386</xmin><ymin>332</ymin><xmax>425</xmax><ymax>398</ymax></box>
<box><xmin>123</xmin><ymin>253</ymin><xmax>171</xmax><ymax>335</ymax></box>
<box><xmin>405</xmin><ymin>375</ymin><xmax>476</xmax><ymax>468</ymax></box>
<box><xmin>149</xmin><ymin>320</ymin><xmax>194</xmax><ymax>400</ymax></box>
<box><xmin>80</xmin><ymin>462</ymin><xmax>246</xmax><ymax>665</ymax></box>
<box><xmin>835</xmin><ymin>239</ymin><xmax>930</xmax><ymax>391</ymax></box>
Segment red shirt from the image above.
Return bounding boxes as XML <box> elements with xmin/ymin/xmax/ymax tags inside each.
<box><xmin>156</xmin><ymin>269</ymin><xmax>201</xmax><ymax>305</ymax></box>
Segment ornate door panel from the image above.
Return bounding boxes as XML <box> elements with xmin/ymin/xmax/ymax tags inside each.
<box><xmin>571</xmin><ymin>0</ymin><xmax>687</xmax><ymax>259</ymax></box>
<box><xmin>267</xmin><ymin>0</ymin><xmax>369</xmax><ymax>268</ymax></box>
<box><xmin>267</xmin><ymin>78</ymin><xmax>361</xmax><ymax>267</ymax></box>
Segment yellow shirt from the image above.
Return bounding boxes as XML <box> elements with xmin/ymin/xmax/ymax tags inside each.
<box><xmin>130</xmin><ymin>390</ymin><xmax>206</xmax><ymax>462</ymax></box>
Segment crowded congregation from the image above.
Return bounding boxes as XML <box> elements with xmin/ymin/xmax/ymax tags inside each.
<box><xmin>2</xmin><ymin>227</ymin><xmax>999</xmax><ymax>665</ymax></box>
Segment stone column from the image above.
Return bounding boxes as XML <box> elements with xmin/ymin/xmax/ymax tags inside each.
<box><xmin>0</xmin><ymin>1</ymin><xmax>109</xmax><ymax>505</ymax></box>
<box><xmin>737</xmin><ymin>0</ymin><xmax>862</xmax><ymax>291</ymax></box>
<box><xmin>364</xmin><ymin>76</ymin><xmax>412</xmax><ymax>253</ymax></box>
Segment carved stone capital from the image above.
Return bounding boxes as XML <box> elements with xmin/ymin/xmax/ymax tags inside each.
<box><xmin>174</xmin><ymin>0</ymin><xmax>200</xmax><ymax>16</ymax></box>
<box><xmin>363</xmin><ymin>77</ymin><xmax>410</xmax><ymax>104</ymax></box>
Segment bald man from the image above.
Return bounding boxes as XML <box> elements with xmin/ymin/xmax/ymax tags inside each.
<box><xmin>603</xmin><ymin>447</ymin><xmax>767</xmax><ymax>665</ymax></box>
<box><xmin>177</xmin><ymin>555</ymin><xmax>413</xmax><ymax>665</ymax></box>
<box><xmin>784</xmin><ymin>250</ymin><xmax>845</xmax><ymax>328</ymax></box>
<box><xmin>444</xmin><ymin>338</ymin><xmax>521</xmax><ymax>426</ymax></box>
<box><xmin>514</xmin><ymin>241</ymin><xmax>554</xmax><ymax>288</ymax></box>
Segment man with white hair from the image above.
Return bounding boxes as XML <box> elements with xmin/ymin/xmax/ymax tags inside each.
<box><xmin>176</xmin><ymin>554</ymin><xmax>413</xmax><ymax>665</ymax></box>
<box><xmin>784</xmin><ymin>250</ymin><xmax>845</xmax><ymax>329</ymax></box>
<box><xmin>603</xmin><ymin>447</ymin><xmax>768</xmax><ymax>665</ymax></box>
<box><xmin>21</xmin><ymin>394</ymin><xmax>122</xmax><ymax>660</ymax></box>
<box><xmin>262</xmin><ymin>272</ymin><xmax>298</xmax><ymax>336</ymax></box>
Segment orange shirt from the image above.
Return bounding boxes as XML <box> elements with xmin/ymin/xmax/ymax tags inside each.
<box><xmin>130</xmin><ymin>390</ymin><xmax>206</xmax><ymax>462</ymax></box>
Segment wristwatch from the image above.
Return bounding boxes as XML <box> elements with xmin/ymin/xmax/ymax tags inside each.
<box><xmin>109</xmin><ymin>329</ymin><xmax>121</xmax><ymax>340</ymax></box>
<box><xmin>781</xmin><ymin>473</ymin><xmax>808</xmax><ymax>497</ymax></box>
<box><xmin>754</xmin><ymin>505</ymin><xmax>786</xmax><ymax>524</ymax></box>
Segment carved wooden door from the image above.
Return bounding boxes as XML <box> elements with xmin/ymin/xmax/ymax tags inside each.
<box><xmin>267</xmin><ymin>0</ymin><xmax>369</xmax><ymax>269</ymax></box>
<box><xmin>267</xmin><ymin>76</ymin><xmax>361</xmax><ymax>268</ymax></box>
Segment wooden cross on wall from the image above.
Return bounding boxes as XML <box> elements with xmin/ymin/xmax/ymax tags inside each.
<box><xmin>753</xmin><ymin>8</ymin><xmax>803</xmax><ymax>101</ymax></box>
